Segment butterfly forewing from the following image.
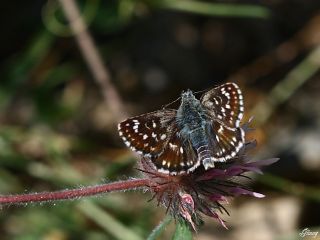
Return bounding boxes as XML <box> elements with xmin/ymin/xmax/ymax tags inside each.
<box><xmin>118</xmin><ymin>110</ymin><xmax>176</xmax><ymax>157</ymax></box>
<box><xmin>201</xmin><ymin>83</ymin><xmax>244</xmax><ymax>128</ymax></box>
<box><xmin>209</xmin><ymin>121</ymin><xmax>245</xmax><ymax>161</ymax></box>
<box><xmin>153</xmin><ymin>131</ymin><xmax>200</xmax><ymax>175</ymax></box>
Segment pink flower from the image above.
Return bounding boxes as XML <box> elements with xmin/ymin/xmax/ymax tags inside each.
<box><xmin>138</xmin><ymin>124</ymin><xmax>279</xmax><ymax>230</ymax></box>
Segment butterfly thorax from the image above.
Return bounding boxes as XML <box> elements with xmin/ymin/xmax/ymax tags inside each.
<box><xmin>176</xmin><ymin>90</ymin><xmax>210</xmax><ymax>149</ymax></box>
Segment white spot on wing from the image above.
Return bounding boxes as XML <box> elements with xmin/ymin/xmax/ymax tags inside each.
<box><xmin>160</xmin><ymin>134</ymin><xmax>166</xmax><ymax>140</ymax></box>
<box><xmin>169</xmin><ymin>143</ymin><xmax>178</xmax><ymax>150</ymax></box>
<box><xmin>206</xmin><ymin>101</ymin><xmax>213</xmax><ymax>107</ymax></box>
<box><xmin>180</xmin><ymin>147</ymin><xmax>184</xmax><ymax>154</ymax></box>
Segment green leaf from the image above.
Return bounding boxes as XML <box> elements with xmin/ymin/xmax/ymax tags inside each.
<box><xmin>147</xmin><ymin>215</ymin><xmax>172</xmax><ymax>240</ymax></box>
<box><xmin>172</xmin><ymin>220</ymin><xmax>193</xmax><ymax>240</ymax></box>
<box><xmin>77</xmin><ymin>201</ymin><xmax>144</xmax><ymax>240</ymax></box>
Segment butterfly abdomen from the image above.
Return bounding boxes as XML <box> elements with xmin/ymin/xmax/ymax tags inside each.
<box><xmin>196</xmin><ymin>145</ymin><xmax>213</xmax><ymax>169</ymax></box>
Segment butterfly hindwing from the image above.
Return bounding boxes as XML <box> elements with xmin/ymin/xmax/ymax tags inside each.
<box><xmin>153</xmin><ymin>131</ymin><xmax>200</xmax><ymax>175</ymax></box>
<box><xmin>209</xmin><ymin>120</ymin><xmax>245</xmax><ymax>162</ymax></box>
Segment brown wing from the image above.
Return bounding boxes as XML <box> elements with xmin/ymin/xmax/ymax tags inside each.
<box><xmin>118</xmin><ymin>110</ymin><xmax>176</xmax><ymax>157</ymax></box>
<box><xmin>208</xmin><ymin>121</ymin><xmax>245</xmax><ymax>162</ymax></box>
<box><xmin>201</xmin><ymin>82</ymin><xmax>244</xmax><ymax>128</ymax></box>
<box><xmin>152</xmin><ymin>131</ymin><xmax>200</xmax><ymax>175</ymax></box>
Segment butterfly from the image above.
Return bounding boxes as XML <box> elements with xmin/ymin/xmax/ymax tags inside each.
<box><xmin>118</xmin><ymin>82</ymin><xmax>245</xmax><ymax>175</ymax></box>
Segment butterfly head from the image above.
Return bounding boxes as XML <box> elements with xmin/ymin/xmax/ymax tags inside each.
<box><xmin>181</xmin><ymin>89</ymin><xmax>197</xmax><ymax>103</ymax></box>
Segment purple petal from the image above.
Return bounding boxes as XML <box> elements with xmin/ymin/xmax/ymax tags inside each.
<box><xmin>241</xmin><ymin>117</ymin><xmax>255</xmax><ymax>132</ymax></box>
<box><xmin>246</xmin><ymin>158</ymin><xmax>279</xmax><ymax>168</ymax></box>
<box><xmin>229</xmin><ymin>165</ymin><xmax>263</xmax><ymax>174</ymax></box>
<box><xmin>201</xmin><ymin>205</ymin><xmax>228</xmax><ymax>229</ymax></box>
<box><xmin>196</xmin><ymin>159</ymin><xmax>279</xmax><ymax>182</ymax></box>
<box><xmin>244</xmin><ymin>139</ymin><xmax>258</xmax><ymax>151</ymax></box>
<box><xmin>210</xmin><ymin>211</ymin><xmax>229</xmax><ymax>230</ymax></box>
<box><xmin>252</xmin><ymin>192</ymin><xmax>266</xmax><ymax>198</ymax></box>
<box><xmin>225</xmin><ymin>167</ymin><xmax>244</xmax><ymax>176</ymax></box>
<box><xmin>224</xmin><ymin>164</ymin><xmax>262</xmax><ymax>176</ymax></box>
<box><xmin>196</xmin><ymin>169</ymin><xmax>228</xmax><ymax>181</ymax></box>
<box><xmin>229</xmin><ymin>187</ymin><xmax>265</xmax><ymax>198</ymax></box>
<box><xmin>209</xmin><ymin>194</ymin><xmax>229</xmax><ymax>203</ymax></box>
<box><xmin>239</xmin><ymin>165</ymin><xmax>263</xmax><ymax>174</ymax></box>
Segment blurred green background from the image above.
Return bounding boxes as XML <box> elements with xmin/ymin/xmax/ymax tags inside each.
<box><xmin>0</xmin><ymin>0</ymin><xmax>320</xmax><ymax>239</ymax></box>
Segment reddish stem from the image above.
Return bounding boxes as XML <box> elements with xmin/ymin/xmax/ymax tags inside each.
<box><xmin>0</xmin><ymin>178</ymin><xmax>150</xmax><ymax>205</ymax></box>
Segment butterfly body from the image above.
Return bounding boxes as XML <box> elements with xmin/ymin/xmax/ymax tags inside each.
<box><xmin>118</xmin><ymin>83</ymin><xmax>245</xmax><ymax>175</ymax></box>
<box><xmin>176</xmin><ymin>90</ymin><xmax>213</xmax><ymax>168</ymax></box>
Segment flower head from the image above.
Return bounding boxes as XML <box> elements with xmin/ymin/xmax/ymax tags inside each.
<box><xmin>137</xmin><ymin>122</ymin><xmax>279</xmax><ymax>230</ymax></box>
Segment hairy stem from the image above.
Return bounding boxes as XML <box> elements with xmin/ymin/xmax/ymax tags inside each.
<box><xmin>0</xmin><ymin>178</ymin><xmax>150</xmax><ymax>205</ymax></box>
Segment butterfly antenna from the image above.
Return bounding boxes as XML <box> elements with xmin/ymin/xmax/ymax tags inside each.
<box><xmin>193</xmin><ymin>82</ymin><xmax>224</xmax><ymax>97</ymax></box>
<box><xmin>193</xmin><ymin>88</ymin><xmax>208</xmax><ymax>95</ymax></box>
<box><xmin>193</xmin><ymin>87</ymin><xmax>210</xmax><ymax>98</ymax></box>
<box><xmin>162</xmin><ymin>96</ymin><xmax>181</xmax><ymax>109</ymax></box>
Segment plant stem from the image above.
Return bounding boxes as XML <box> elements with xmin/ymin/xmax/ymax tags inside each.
<box><xmin>58</xmin><ymin>0</ymin><xmax>127</xmax><ymax>122</ymax></box>
<box><xmin>0</xmin><ymin>178</ymin><xmax>150</xmax><ymax>205</ymax></box>
<box><xmin>156</xmin><ymin>0</ymin><xmax>270</xmax><ymax>19</ymax></box>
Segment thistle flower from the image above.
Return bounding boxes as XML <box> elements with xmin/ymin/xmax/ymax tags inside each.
<box><xmin>137</xmin><ymin>127</ymin><xmax>279</xmax><ymax>230</ymax></box>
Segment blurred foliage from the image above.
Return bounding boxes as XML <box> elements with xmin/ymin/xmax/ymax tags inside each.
<box><xmin>147</xmin><ymin>216</ymin><xmax>172</xmax><ymax>240</ymax></box>
<box><xmin>171</xmin><ymin>220</ymin><xmax>193</xmax><ymax>240</ymax></box>
<box><xmin>0</xmin><ymin>0</ymin><xmax>320</xmax><ymax>239</ymax></box>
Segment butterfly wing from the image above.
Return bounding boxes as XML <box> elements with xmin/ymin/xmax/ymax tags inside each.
<box><xmin>152</xmin><ymin>131</ymin><xmax>200</xmax><ymax>175</ymax></box>
<box><xmin>118</xmin><ymin>110</ymin><xmax>176</xmax><ymax>157</ymax></box>
<box><xmin>201</xmin><ymin>83</ymin><xmax>245</xmax><ymax>166</ymax></box>
<box><xmin>201</xmin><ymin>82</ymin><xmax>244</xmax><ymax>128</ymax></box>
<box><xmin>208</xmin><ymin>121</ymin><xmax>245</xmax><ymax>162</ymax></box>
